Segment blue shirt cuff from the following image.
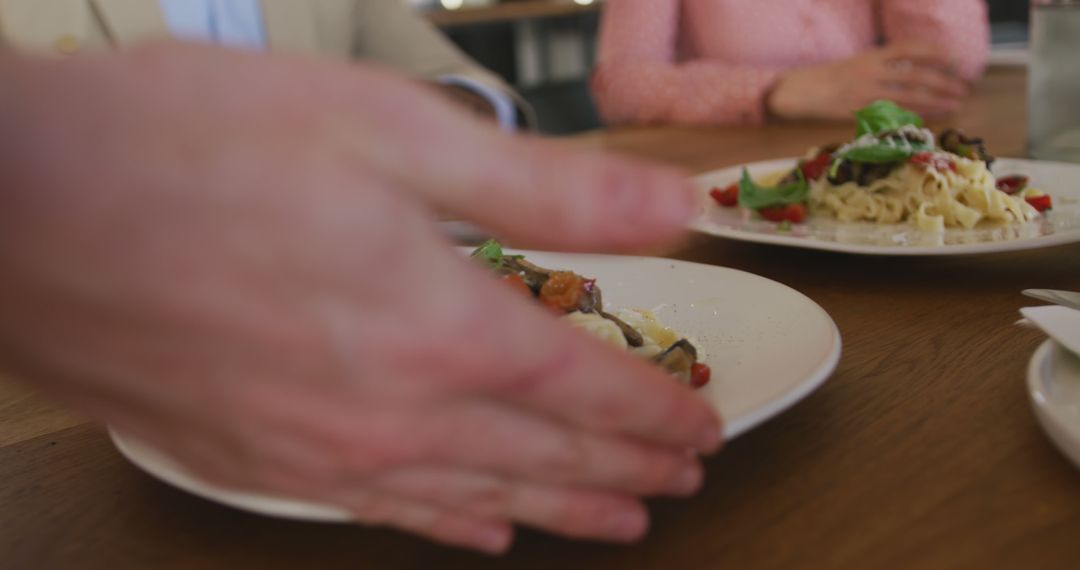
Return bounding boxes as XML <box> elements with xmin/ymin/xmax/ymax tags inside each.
<box><xmin>439</xmin><ymin>75</ymin><xmax>518</xmax><ymax>132</ymax></box>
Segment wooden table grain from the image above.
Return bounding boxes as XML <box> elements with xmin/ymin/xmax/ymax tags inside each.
<box><xmin>4</xmin><ymin>67</ymin><xmax>1080</xmax><ymax>570</ymax></box>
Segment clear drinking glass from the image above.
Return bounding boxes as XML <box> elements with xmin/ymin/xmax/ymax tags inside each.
<box><xmin>1029</xmin><ymin>0</ymin><xmax>1080</xmax><ymax>162</ymax></box>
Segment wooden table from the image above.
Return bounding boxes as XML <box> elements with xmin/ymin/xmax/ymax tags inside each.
<box><xmin>4</xmin><ymin>67</ymin><xmax>1080</xmax><ymax>569</ymax></box>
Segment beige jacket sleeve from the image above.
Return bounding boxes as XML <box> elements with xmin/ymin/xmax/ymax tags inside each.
<box><xmin>351</xmin><ymin>0</ymin><xmax>534</xmax><ymax>128</ymax></box>
<box><xmin>0</xmin><ymin>0</ymin><xmax>534</xmax><ymax>126</ymax></box>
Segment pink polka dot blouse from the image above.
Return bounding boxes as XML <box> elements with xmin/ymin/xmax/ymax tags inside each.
<box><xmin>591</xmin><ymin>0</ymin><xmax>990</xmax><ymax>126</ymax></box>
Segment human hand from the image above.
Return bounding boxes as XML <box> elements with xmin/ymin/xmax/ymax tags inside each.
<box><xmin>767</xmin><ymin>42</ymin><xmax>970</xmax><ymax>121</ymax></box>
<box><xmin>435</xmin><ymin>83</ymin><xmax>499</xmax><ymax>121</ymax></box>
<box><xmin>0</xmin><ymin>45</ymin><xmax>719</xmax><ymax>553</ymax></box>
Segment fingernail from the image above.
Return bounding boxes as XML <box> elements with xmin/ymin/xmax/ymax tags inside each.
<box><xmin>664</xmin><ymin>462</ymin><xmax>703</xmax><ymax>496</ymax></box>
<box><xmin>607</xmin><ymin>507</ymin><xmax>648</xmax><ymax>542</ymax></box>
<box><xmin>473</xmin><ymin>525</ymin><xmax>513</xmax><ymax>555</ymax></box>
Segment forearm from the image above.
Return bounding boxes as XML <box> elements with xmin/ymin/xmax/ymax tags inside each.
<box><xmin>591</xmin><ymin>60</ymin><xmax>785</xmax><ymax>126</ymax></box>
<box><xmin>353</xmin><ymin>0</ymin><xmax>530</xmax><ymax>128</ymax></box>
<box><xmin>593</xmin><ymin>0</ymin><xmax>784</xmax><ymax>126</ymax></box>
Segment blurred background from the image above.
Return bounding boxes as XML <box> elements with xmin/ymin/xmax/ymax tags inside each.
<box><xmin>413</xmin><ymin>0</ymin><xmax>1031</xmax><ymax>135</ymax></box>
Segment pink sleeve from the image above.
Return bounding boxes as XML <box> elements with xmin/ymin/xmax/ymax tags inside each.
<box><xmin>880</xmin><ymin>0</ymin><xmax>991</xmax><ymax>81</ymax></box>
<box><xmin>590</xmin><ymin>0</ymin><xmax>784</xmax><ymax>126</ymax></box>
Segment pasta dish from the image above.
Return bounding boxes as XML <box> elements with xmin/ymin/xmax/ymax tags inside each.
<box><xmin>709</xmin><ymin>101</ymin><xmax>1052</xmax><ymax>231</ymax></box>
<box><xmin>471</xmin><ymin>240</ymin><xmax>711</xmax><ymax>389</ymax></box>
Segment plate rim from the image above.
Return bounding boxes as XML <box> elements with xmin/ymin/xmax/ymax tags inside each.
<box><xmin>724</xmin><ymin>315</ymin><xmax>841</xmax><ymax>439</ymax></box>
<box><xmin>110</xmin><ymin>251</ymin><xmax>843</xmax><ymax>521</ymax></box>
<box><xmin>692</xmin><ymin>157</ymin><xmax>1080</xmax><ymax>256</ymax></box>
<box><xmin>109</xmin><ymin>426</ymin><xmax>354</xmax><ymax>521</ymax></box>
<box><xmin>492</xmin><ymin>250</ymin><xmax>843</xmax><ymax>438</ymax></box>
<box><xmin>1027</xmin><ymin>339</ymin><xmax>1080</xmax><ymax>469</ymax></box>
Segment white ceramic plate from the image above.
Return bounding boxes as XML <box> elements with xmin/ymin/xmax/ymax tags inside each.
<box><xmin>1028</xmin><ymin>339</ymin><xmax>1080</xmax><ymax>469</ymax></box>
<box><xmin>691</xmin><ymin>157</ymin><xmax>1080</xmax><ymax>255</ymax></box>
<box><xmin>111</xmin><ymin>251</ymin><xmax>842</xmax><ymax>521</ymax></box>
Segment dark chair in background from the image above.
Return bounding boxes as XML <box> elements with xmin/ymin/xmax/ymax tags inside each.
<box><xmin>988</xmin><ymin>0</ymin><xmax>1029</xmax><ymax>24</ymax></box>
<box><xmin>441</xmin><ymin>7</ymin><xmax>602</xmax><ymax>135</ymax></box>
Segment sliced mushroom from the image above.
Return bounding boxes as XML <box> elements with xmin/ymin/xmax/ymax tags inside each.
<box><xmin>577</xmin><ymin>279</ymin><xmax>603</xmax><ymax>314</ymax></box>
<box><xmin>857</xmin><ymin>162</ymin><xmax>900</xmax><ymax>186</ymax></box>
<box><xmin>598</xmin><ymin>310</ymin><xmax>644</xmax><ymax>347</ymax></box>
<box><xmin>502</xmin><ymin>256</ymin><xmax>552</xmax><ymax>291</ymax></box>
<box><xmin>939</xmin><ymin>129</ymin><xmax>995</xmax><ymax>166</ymax></box>
<box><xmin>828</xmin><ymin>160</ymin><xmax>899</xmax><ymax>187</ymax></box>
<box><xmin>777</xmin><ymin>167</ymin><xmax>802</xmax><ymax>186</ymax></box>
<box><xmin>653</xmin><ymin>339</ymin><xmax>698</xmax><ymax>379</ymax></box>
<box><xmin>500</xmin><ymin>255</ymin><xmax>648</xmax><ymax>349</ymax></box>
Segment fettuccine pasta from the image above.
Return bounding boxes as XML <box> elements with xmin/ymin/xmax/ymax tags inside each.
<box><xmin>808</xmin><ymin>154</ymin><xmax>1039</xmax><ymax>232</ymax></box>
<box><xmin>709</xmin><ymin>101</ymin><xmax>1053</xmax><ymax>230</ymax></box>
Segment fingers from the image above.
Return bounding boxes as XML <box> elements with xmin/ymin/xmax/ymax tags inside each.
<box><xmin>862</xmin><ymin>42</ymin><xmax>967</xmax><ymax>118</ymax></box>
<box><xmin>342</xmin><ymin>491</ymin><xmax>514</xmax><ymax>554</ymax></box>
<box><xmin>491</xmin><ymin>325</ymin><xmax>723</xmax><ymax>454</ymax></box>
<box><xmin>409</xmin><ymin>134</ymin><xmax>698</xmax><ymax>253</ymax></box>
<box><xmin>887</xmin><ymin>66</ymin><xmax>969</xmax><ymax>100</ymax></box>
<box><xmin>237</xmin><ymin>251</ymin><xmax>719</xmax><ymax>492</ymax></box>
<box><xmin>500</xmin><ymin>482</ymin><xmax>648</xmax><ymax>542</ymax></box>
<box><xmin>250</xmin><ymin>357</ymin><xmax>704</xmax><ymax>501</ymax></box>
<box><xmin>368</xmin><ymin>467</ymin><xmax>651</xmax><ymax>543</ymax></box>
<box><xmin>880</xmin><ymin>86</ymin><xmax>961</xmax><ymax>118</ymax></box>
<box><xmin>882</xmin><ymin>41</ymin><xmax>957</xmax><ymax>72</ymax></box>
<box><xmin>121</xmin><ymin>426</ymin><xmax>519</xmax><ymax>554</ymax></box>
<box><xmin>96</xmin><ymin>47</ymin><xmax>695</xmax><ymax>255</ymax></box>
<box><xmin>322</xmin><ymin>219</ymin><xmax>723</xmax><ymax>457</ymax></box>
<box><xmin>325</xmin><ymin>65</ymin><xmax>695</xmax><ymax>253</ymax></box>
<box><xmin>405</xmin><ymin>398</ymin><xmax>705</xmax><ymax>496</ymax></box>
<box><xmin>411</xmin><ymin>257</ymin><xmax>723</xmax><ymax>455</ymax></box>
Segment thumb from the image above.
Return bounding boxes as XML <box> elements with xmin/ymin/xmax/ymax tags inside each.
<box><xmin>426</xmin><ymin>133</ymin><xmax>698</xmax><ymax>252</ymax></box>
<box><xmin>337</xmin><ymin>69</ymin><xmax>697</xmax><ymax>252</ymax></box>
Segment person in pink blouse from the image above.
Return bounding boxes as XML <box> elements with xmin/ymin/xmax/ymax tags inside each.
<box><xmin>592</xmin><ymin>0</ymin><xmax>990</xmax><ymax>126</ymax></box>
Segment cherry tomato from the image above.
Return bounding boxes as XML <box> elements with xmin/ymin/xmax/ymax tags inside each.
<box><xmin>800</xmin><ymin>153</ymin><xmax>833</xmax><ymax>182</ymax></box>
<box><xmin>996</xmin><ymin>175</ymin><xmax>1029</xmax><ymax>195</ymax></box>
<box><xmin>758</xmin><ymin>203</ymin><xmax>807</xmax><ymax>223</ymax></box>
<box><xmin>689</xmin><ymin>363</ymin><xmax>711</xmax><ymax>388</ymax></box>
<box><xmin>503</xmin><ymin>273</ymin><xmax>533</xmax><ymax>296</ymax></box>
<box><xmin>709</xmin><ymin>183</ymin><xmax>739</xmax><ymax>207</ymax></box>
<box><xmin>1025</xmin><ymin>194</ymin><xmax>1052</xmax><ymax>212</ymax></box>
<box><xmin>909</xmin><ymin>152</ymin><xmax>957</xmax><ymax>173</ymax></box>
<box><xmin>539</xmin><ymin>271</ymin><xmax>587</xmax><ymax>314</ymax></box>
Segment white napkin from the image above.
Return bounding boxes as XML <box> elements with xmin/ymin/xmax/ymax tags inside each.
<box><xmin>1020</xmin><ymin>305</ymin><xmax>1080</xmax><ymax>357</ymax></box>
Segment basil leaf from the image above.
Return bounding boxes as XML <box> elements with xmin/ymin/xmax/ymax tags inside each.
<box><xmin>838</xmin><ymin>136</ymin><xmax>934</xmax><ymax>164</ymax></box>
<box><xmin>470</xmin><ymin>239</ymin><xmax>504</xmax><ymax>267</ymax></box>
<box><xmin>737</xmin><ymin>168</ymin><xmax>808</xmax><ymax>210</ymax></box>
<box><xmin>855</xmin><ymin>100</ymin><xmax>924</xmax><ymax>137</ymax></box>
<box><xmin>470</xmin><ymin>239</ymin><xmax>523</xmax><ymax>270</ymax></box>
<box><xmin>841</xmin><ymin>144</ymin><xmax>918</xmax><ymax>163</ymax></box>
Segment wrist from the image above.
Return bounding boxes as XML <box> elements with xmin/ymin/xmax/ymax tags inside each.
<box><xmin>763</xmin><ymin>76</ymin><xmax>787</xmax><ymax>121</ymax></box>
<box><xmin>764</xmin><ymin>73</ymin><xmax>795</xmax><ymax>121</ymax></box>
<box><xmin>765</xmin><ymin>69</ymin><xmax>817</xmax><ymax>121</ymax></box>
